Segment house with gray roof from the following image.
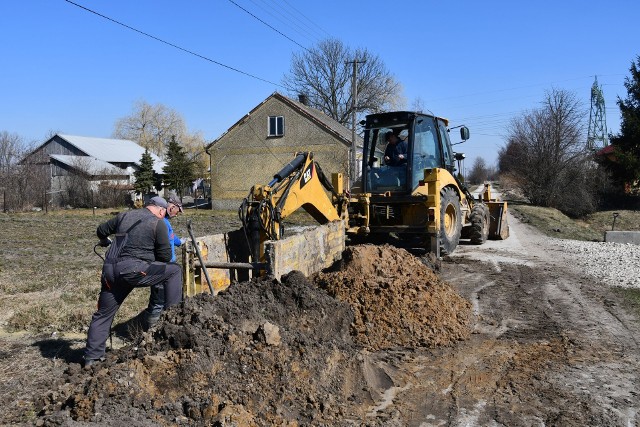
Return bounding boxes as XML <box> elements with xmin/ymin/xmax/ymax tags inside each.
<box><xmin>206</xmin><ymin>92</ymin><xmax>362</xmax><ymax>209</ymax></box>
<box><xmin>23</xmin><ymin>134</ymin><xmax>165</xmax><ymax>205</ymax></box>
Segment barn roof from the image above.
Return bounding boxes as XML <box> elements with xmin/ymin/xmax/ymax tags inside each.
<box><xmin>49</xmin><ymin>155</ymin><xmax>129</xmax><ymax>176</ymax></box>
<box><xmin>57</xmin><ymin>134</ymin><xmax>164</xmax><ymax>165</ymax></box>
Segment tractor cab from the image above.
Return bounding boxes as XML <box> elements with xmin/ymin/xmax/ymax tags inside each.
<box><xmin>361</xmin><ymin>112</ymin><xmax>466</xmax><ymax>195</ymax></box>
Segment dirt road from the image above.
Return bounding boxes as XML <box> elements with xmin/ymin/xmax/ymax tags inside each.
<box><xmin>366</xmin><ymin>214</ymin><xmax>640</xmax><ymax>426</ymax></box>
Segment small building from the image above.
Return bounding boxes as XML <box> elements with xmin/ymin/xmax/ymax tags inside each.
<box><xmin>206</xmin><ymin>92</ymin><xmax>360</xmax><ymax>209</ymax></box>
<box><xmin>22</xmin><ymin>134</ymin><xmax>165</xmax><ymax>206</ymax></box>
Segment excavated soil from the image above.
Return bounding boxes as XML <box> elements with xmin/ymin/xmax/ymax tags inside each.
<box><xmin>34</xmin><ymin>244</ymin><xmax>472</xmax><ymax>426</ymax></box>
<box><xmin>315</xmin><ymin>245</ymin><xmax>472</xmax><ymax>350</ymax></box>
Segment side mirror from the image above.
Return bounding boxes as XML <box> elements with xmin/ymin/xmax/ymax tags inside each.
<box><xmin>460</xmin><ymin>126</ymin><xmax>470</xmax><ymax>141</ymax></box>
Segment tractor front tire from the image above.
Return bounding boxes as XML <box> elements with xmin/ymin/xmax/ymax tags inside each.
<box><xmin>440</xmin><ymin>187</ymin><xmax>462</xmax><ymax>255</ymax></box>
<box><xmin>469</xmin><ymin>203</ymin><xmax>490</xmax><ymax>245</ymax></box>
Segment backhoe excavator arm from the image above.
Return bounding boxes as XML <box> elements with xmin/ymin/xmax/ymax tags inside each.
<box><xmin>238</xmin><ymin>152</ymin><xmax>347</xmax><ymax>264</ymax></box>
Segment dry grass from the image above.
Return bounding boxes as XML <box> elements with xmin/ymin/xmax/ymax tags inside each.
<box><xmin>583</xmin><ymin>209</ymin><xmax>640</xmax><ymax>234</ymax></box>
<box><xmin>0</xmin><ymin>208</ymin><xmax>241</xmax><ymax>334</ymax></box>
<box><xmin>510</xmin><ymin>204</ymin><xmax>603</xmax><ymax>241</ymax></box>
<box><xmin>511</xmin><ymin>204</ymin><xmax>640</xmax><ymax>242</ymax></box>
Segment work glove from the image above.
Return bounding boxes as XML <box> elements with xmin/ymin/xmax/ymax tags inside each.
<box><xmin>99</xmin><ymin>237</ymin><xmax>112</xmax><ymax>247</ymax></box>
<box><xmin>179</xmin><ymin>237</ymin><xmax>188</xmax><ymax>246</ymax></box>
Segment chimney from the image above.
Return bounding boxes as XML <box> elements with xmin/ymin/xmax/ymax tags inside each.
<box><xmin>298</xmin><ymin>94</ymin><xmax>309</xmax><ymax>106</ymax></box>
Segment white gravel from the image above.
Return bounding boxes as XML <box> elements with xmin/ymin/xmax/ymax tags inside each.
<box><xmin>549</xmin><ymin>239</ymin><xmax>640</xmax><ymax>289</ymax></box>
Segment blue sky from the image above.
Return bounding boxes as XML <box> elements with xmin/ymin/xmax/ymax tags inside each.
<box><xmin>1</xmin><ymin>0</ymin><xmax>638</xmax><ymax>170</ymax></box>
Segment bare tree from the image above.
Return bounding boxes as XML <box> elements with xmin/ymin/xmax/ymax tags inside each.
<box><xmin>113</xmin><ymin>100</ymin><xmax>205</xmax><ymax>161</ymax></box>
<box><xmin>59</xmin><ymin>157</ymin><xmax>93</xmax><ymax>208</ymax></box>
<box><xmin>467</xmin><ymin>157</ymin><xmax>489</xmax><ymax>184</ymax></box>
<box><xmin>0</xmin><ymin>131</ymin><xmax>26</xmax><ymax>176</ymax></box>
<box><xmin>283</xmin><ymin>39</ymin><xmax>403</xmax><ymax>127</ymax></box>
<box><xmin>499</xmin><ymin>88</ymin><xmax>597</xmax><ymax>216</ymax></box>
<box><xmin>4</xmin><ymin>162</ymin><xmax>49</xmax><ymax>211</ymax></box>
<box><xmin>411</xmin><ymin>97</ymin><xmax>426</xmax><ymax>113</ymax></box>
<box><xmin>180</xmin><ymin>130</ymin><xmax>209</xmax><ymax>179</ymax></box>
<box><xmin>0</xmin><ymin>132</ymin><xmax>48</xmax><ymax>211</ymax></box>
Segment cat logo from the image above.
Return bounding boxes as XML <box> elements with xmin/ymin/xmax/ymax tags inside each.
<box><xmin>300</xmin><ymin>163</ymin><xmax>313</xmax><ymax>189</ymax></box>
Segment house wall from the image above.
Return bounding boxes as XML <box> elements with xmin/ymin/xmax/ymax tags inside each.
<box><xmin>209</xmin><ymin>96</ymin><xmax>349</xmax><ymax>209</ymax></box>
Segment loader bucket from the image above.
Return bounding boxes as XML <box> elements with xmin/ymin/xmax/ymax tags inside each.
<box><xmin>486</xmin><ymin>201</ymin><xmax>509</xmax><ymax>240</ymax></box>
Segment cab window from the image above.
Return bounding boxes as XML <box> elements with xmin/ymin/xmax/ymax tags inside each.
<box><xmin>365</xmin><ymin>127</ymin><xmax>407</xmax><ymax>192</ymax></box>
<box><xmin>437</xmin><ymin>120</ymin><xmax>454</xmax><ymax>168</ymax></box>
<box><xmin>411</xmin><ymin>117</ymin><xmax>440</xmax><ymax>186</ymax></box>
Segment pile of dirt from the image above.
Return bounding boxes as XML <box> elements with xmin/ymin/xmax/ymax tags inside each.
<box><xmin>35</xmin><ymin>245</ymin><xmax>472</xmax><ymax>426</ymax></box>
<box><xmin>314</xmin><ymin>244</ymin><xmax>473</xmax><ymax>350</ymax></box>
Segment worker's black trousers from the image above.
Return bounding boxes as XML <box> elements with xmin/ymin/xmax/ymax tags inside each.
<box><xmin>84</xmin><ymin>258</ymin><xmax>182</xmax><ymax>361</ymax></box>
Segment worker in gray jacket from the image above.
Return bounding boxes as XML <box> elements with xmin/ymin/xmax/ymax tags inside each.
<box><xmin>83</xmin><ymin>196</ymin><xmax>183</xmax><ymax>368</ymax></box>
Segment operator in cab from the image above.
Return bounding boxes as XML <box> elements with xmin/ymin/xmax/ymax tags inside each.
<box><xmin>383</xmin><ymin>130</ymin><xmax>408</xmax><ymax>166</ymax></box>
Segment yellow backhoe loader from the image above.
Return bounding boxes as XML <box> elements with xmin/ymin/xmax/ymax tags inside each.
<box><xmin>348</xmin><ymin>111</ymin><xmax>508</xmax><ymax>255</ymax></box>
<box><xmin>183</xmin><ymin>111</ymin><xmax>508</xmax><ymax>295</ymax></box>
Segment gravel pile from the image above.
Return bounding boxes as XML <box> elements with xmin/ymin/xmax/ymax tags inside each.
<box><xmin>550</xmin><ymin>239</ymin><xmax>640</xmax><ymax>288</ymax></box>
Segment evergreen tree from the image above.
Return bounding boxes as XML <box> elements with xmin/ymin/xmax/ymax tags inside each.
<box><xmin>163</xmin><ymin>135</ymin><xmax>194</xmax><ymax>198</ymax></box>
<box><xmin>600</xmin><ymin>55</ymin><xmax>640</xmax><ymax>187</ymax></box>
<box><xmin>134</xmin><ymin>149</ymin><xmax>157</xmax><ymax>194</ymax></box>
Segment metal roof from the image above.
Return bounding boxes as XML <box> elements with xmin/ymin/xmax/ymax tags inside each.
<box><xmin>57</xmin><ymin>134</ymin><xmax>166</xmax><ymax>173</ymax></box>
<box><xmin>49</xmin><ymin>155</ymin><xmax>129</xmax><ymax>176</ymax></box>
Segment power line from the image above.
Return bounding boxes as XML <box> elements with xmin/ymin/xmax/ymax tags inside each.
<box><xmin>279</xmin><ymin>0</ymin><xmax>331</xmax><ymax>39</ymax></box>
<box><xmin>227</xmin><ymin>0</ymin><xmax>308</xmax><ymax>51</ymax></box>
<box><xmin>247</xmin><ymin>0</ymin><xmax>323</xmax><ymax>44</ymax></box>
<box><xmin>64</xmin><ymin>0</ymin><xmax>285</xmax><ymax>88</ymax></box>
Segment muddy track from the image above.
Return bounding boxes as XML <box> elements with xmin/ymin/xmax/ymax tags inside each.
<box><xmin>368</xmin><ymin>215</ymin><xmax>640</xmax><ymax>426</ymax></box>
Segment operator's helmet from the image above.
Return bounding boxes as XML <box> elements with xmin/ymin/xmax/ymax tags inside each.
<box><xmin>399</xmin><ymin>129</ymin><xmax>409</xmax><ymax>140</ymax></box>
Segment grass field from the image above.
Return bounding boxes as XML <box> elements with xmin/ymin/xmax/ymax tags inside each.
<box><xmin>0</xmin><ymin>208</ymin><xmax>241</xmax><ymax>334</ymax></box>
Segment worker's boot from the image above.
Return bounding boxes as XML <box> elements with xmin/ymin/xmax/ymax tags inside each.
<box><xmin>83</xmin><ymin>356</ymin><xmax>105</xmax><ymax>370</ymax></box>
<box><xmin>143</xmin><ymin>311</ymin><xmax>162</xmax><ymax>330</ymax></box>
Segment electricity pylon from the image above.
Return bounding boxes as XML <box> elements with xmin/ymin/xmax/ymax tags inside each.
<box><xmin>587</xmin><ymin>76</ymin><xmax>608</xmax><ymax>150</ymax></box>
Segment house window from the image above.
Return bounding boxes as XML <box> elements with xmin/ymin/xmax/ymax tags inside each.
<box><xmin>268</xmin><ymin>116</ymin><xmax>284</xmax><ymax>137</ymax></box>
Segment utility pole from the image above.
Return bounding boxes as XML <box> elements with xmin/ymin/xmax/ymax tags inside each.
<box><xmin>587</xmin><ymin>76</ymin><xmax>608</xmax><ymax>150</ymax></box>
<box><xmin>346</xmin><ymin>58</ymin><xmax>365</xmax><ymax>185</ymax></box>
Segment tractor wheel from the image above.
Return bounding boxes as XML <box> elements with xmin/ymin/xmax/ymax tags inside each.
<box><xmin>469</xmin><ymin>203</ymin><xmax>490</xmax><ymax>245</ymax></box>
<box><xmin>439</xmin><ymin>187</ymin><xmax>462</xmax><ymax>255</ymax></box>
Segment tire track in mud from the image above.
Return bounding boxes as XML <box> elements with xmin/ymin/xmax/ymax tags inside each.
<box><xmin>398</xmin><ymin>214</ymin><xmax>640</xmax><ymax>426</ymax></box>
